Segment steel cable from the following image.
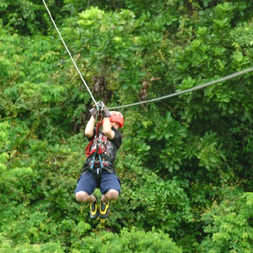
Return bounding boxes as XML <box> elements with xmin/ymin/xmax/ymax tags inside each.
<box><xmin>42</xmin><ymin>1</ymin><xmax>253</xmax><ymax>112</ymax></box>
<box><xmin>109</xmin><ymin>67</ymin><xmax>253</xmax><ymax>110</ymax></box>
<box><xmin>42</xmin><ymin>0</ymin><xmax>97</xmax><ymax>105</ymax></box>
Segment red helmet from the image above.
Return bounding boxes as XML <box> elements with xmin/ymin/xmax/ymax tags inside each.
<box><xmin>110</xmin><ymin>111</ymin><xmax>124</xmax><ymax>128</ymax></box>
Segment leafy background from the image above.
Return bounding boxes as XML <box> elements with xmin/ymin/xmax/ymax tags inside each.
<box><xmin>1</xmin><ymin>0</ymin><xmax>253</xmax><ymax>252</ymax></box>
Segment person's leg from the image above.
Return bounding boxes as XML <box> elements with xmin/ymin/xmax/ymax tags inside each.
<box><xmin>101</xmin><ymin>189</ymin><xmax>119</xmax><ymax>202</ymax></box>
<box><xmin>75</xmin><ymin>191</ymin><xmax>96</xmax><ymax>203</ymax></box>
<box><xmin>100</xmin><ymin>171</ymin><xmax>121</xmax><ymax>217</ymax></box>
<box><xmin>75</xmin><ymin>171</ymin><xmax>98</xmax><ymax>218</ymax></box>
<box><xmin>75</xmin><ymin>171</ymin><xmax>97</xmax><ymax>202</ymax></box>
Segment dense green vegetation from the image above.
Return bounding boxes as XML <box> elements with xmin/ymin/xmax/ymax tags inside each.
<box><xmin>1</xmin><ymin>0</ymin><xmax>253</xmax><ymax>252</ymax></box>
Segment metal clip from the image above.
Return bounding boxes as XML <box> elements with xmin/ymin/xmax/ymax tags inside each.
<box><xmin>96</xmin><ymin>101</ymin><xmax>104</xmax><ymax>113</ymax></box>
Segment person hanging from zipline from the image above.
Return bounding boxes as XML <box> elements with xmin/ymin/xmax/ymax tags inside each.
<box><xmin>75</xmin><ymin>102</ymin><xmax>123</xmax><ymax>219</ymax></box>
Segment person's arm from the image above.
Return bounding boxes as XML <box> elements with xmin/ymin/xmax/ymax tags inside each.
<box><xmin>85</xmin><ymin>116</ymin><xmax>96</xmax><ymax>138</ymax></box>
<box><xmin>101</xmin><ymin>104</ymin><xmax>115</xmax><ymax>139</ymax></box>
<box><xmin>102</xmin><ymin>117</ymin><xmax>115</xmax><ymax>140</ymax></box>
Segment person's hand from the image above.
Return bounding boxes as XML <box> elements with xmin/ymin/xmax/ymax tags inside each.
<box><xmin>102</xmin><ymin>102</ymin><xmax>110</xmax><ymax>118</ymax></box>
<box><xmin>103</xmin><ymin>106</ymin><xmax>110</xmax><ymax>117</ymax></box>
<box><xmin>96</xmin><ymin>101</ymin><xmax>110</xmax><ymax>117</ymax></box>
<box><xmin>89</xmin><ymin>107</ymin><xmax>97</xmax><ymax>117</ymax></box>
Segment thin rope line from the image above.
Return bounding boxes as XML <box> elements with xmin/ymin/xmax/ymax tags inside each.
<box><xmin>109</xmin><ymin>67</ymin><xmax>253</xmax><ymax>110</ymax></box>
<box><xmin>42</xmin><ymin>0</ymin><xmax>97</xmax><ymax>106</ymax></box>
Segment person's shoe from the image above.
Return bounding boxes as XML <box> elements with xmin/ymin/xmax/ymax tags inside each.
<box><xmin>99</xmin><ymin>201</ymin><xmax>110</xmax><ymax>218</ymax></box>
<box><xmin>89</xmin><ymin>201</ymin><xmax>98</xmax><ymax>219</ymax></box>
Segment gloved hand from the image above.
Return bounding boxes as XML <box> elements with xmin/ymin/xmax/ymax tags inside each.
<box><xmin>89</xmin><ymin>107</ymin><xmax>97</xmax><ymax>117</ymax></box>
<box><xmin>96</xmin><ymin>101</ymin><xmax>110</xmax><ymax>117</ymax></box>
<box><xmin>103</xmin><ymin>103</ymin><xmax>111</xmax><ymax>118</ymax></box>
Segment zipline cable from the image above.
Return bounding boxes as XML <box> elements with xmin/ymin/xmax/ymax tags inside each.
<box><xmin>42</xmin><ymin>0</ymin><xmax>253</xmax><ymax>111</ymax></box>
<box><xmin>109</xmin><ymin>67</ymin><xmax>253</xmax><ymax>110</ymax></box>
<box><xmin>42</xmin><ymin>0</ymin><xmax>97</xmax><ymax>106</ymax></box>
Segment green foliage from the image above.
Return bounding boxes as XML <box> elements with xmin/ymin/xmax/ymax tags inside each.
<box><xmin>200</xmin><ymin>190</ymin><xmax>253</xmax><ymax>253</ymax></box>
<box><xmin>0</xmin><ymin>0</ymin><xmax>49</xmax><ymax>34</ymax></box>
<box><xmin>72</xmin><ymin>228</ymin><xmax>182</xmax><ymax>253</ymax></box>
<box><xmin>0</xmin><ymin>233</ymin><xmax>64</xmax><ymax>253</ymax></box>
<box><xmin>1</xmin><ymin>1</ymin><xmax>253</xmax><ymax>253</ymax></box>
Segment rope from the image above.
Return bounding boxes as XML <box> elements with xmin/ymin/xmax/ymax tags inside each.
<box><xmin>42</xmin><ymin>0</ymin><xmax>97</xmax><ymax>106</ymax></box>
<box><xmin>109</xmin><ymin>67</ymin><xmax>253</xmax><ymax>110</ymax></box>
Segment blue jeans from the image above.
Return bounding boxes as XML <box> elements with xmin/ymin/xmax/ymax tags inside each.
<box><xmin>75</xmin><ymin>170</ymin><xmax>121</xmax><ymax>195</ymax></box>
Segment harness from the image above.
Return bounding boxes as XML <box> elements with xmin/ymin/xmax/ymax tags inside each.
<box><xmin>85</xmin><ymin>121</ymin><xmax>113</xmax><ymax>181</ymax></box>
